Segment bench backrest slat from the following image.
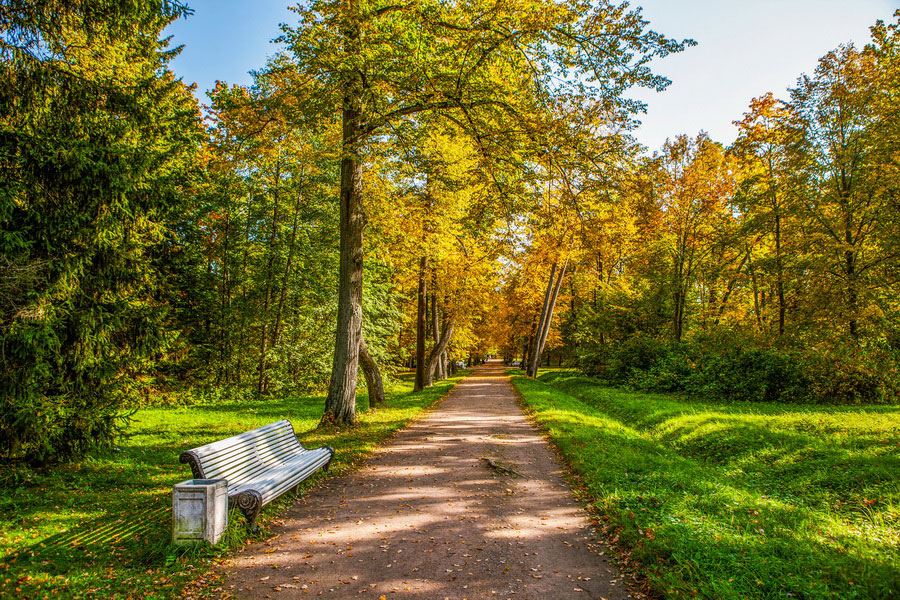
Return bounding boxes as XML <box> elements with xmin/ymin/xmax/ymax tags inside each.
<box><xmin>198</xmin><ymin>430</ymin><xmax>297</xmax><ymax>469</ymax></box>
<box><xmin>189</xmin><ymin>420</ymin><xmax>293</xmax><ymax>457</ymax></box>
<box><xmin>185</xmin><ymin>420</ymin><xmax>314</xmax><ymax>484</ymax></box>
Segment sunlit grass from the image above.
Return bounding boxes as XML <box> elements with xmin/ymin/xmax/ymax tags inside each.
<box><xmin>511</xmin><ymin>371</ymin><xmax>900</xmax><ymax>600</ymax></box>
<box><xmin>0</xmin><ymin>372</ymin><xmax>466</xmax><ymax>600</ymax></box>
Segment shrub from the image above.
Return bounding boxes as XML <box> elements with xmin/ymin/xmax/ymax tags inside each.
<box><xmin>691</xmin><ymin>345</ymin><xmax>805</xmax><ymax>403</ymax></box>
<box><xmin>577</xmin><ymin>330</ymin><xmax>899</xmax><ymax>405</ymax></box>
<box><xmin>628</xmin><ymin>347</ymin><xmax>693</xmax><ymax>392</ymax></box>
<box><xmin>801</xmin><ymin>345</ymin><xmax>898</xmax><ymax>404</ymax></box>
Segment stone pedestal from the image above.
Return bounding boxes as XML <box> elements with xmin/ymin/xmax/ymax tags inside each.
<box><xmin>172</xmin><ymin>479</ymin><xmax>228</xmax><ymax>545</ymax></box>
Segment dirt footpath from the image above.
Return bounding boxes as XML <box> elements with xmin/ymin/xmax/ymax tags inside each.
<box><xmin>223</xmin><ymin>363</ymin><xmax>631</xmax><ymax>600</ymax></box>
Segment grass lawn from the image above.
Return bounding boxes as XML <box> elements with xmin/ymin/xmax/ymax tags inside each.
<box><xmin>0</xmin><ymin>372</ymin><xmax>467</xmax><ymax>600</ymax></box>
<box><xmin>511</xmin><ymin>370</ymin><xmax>900</xmax><ymax>600</ymax></box>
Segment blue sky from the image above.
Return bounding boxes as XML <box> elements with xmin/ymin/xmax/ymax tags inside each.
<box><xmin>165</xmin><ymin>0</ymin><xmax>897</xmax><ymax>151</ymax></box>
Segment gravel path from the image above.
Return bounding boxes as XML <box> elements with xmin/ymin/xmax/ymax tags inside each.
<box><xmin>223</xmin><ymin>363</ymin><xmax>631</xmax><ymax>600</ymax></box>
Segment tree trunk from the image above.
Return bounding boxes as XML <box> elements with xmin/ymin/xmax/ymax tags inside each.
<box><xmin>322</xmin><ymin>88</ymin><xmax>365</xmax><ymax>426</ymax></box>
<box><xmin>845</xmin><ymin>234</ymin><xmax>859</xmax><ymax>340</ymax></box>
<box><xmin>531</xmin><ymin>261</ymin><xmax>567</xmax><ymax>379</ymax></box>
<box><xmin>430</xmin><ymin>292</ymin><xmax>443</xmax><ymax>381</ymax></box>
<box><xmin>528</xmin><ymin>263</ymin><xmax>557</xmax><ymax>377</ymax></box>
<box><xmin>523</xmin><ymin>317</ymin><xmax>537</xmax><ymax>373</ymax></box>
<box><xmin>413</xmin><ymin>256</ymin><xmax>428</xmax><ymax>391</ymax></box>
<box><xmin>714</xmin><ymin>253</ymin><xmax>748</xmax><ymax>325</ymax></box>
<box><xmin>235</xmin><ymin>192</ymin><xmax>257</xmax><ymax>384</ymax></box>
<box><xmin>217</xmin><ymin>200</ymin><xmax>232</xmax><ymax>386</ymax></box>
<box><xmin>257</xmin><ymin>162</ymin><xmax>282</xmax><ymax>395</ymax></box>
<box><xmin>358</xmin><ymin>335</ymin><xmax>384</xmax><ymax>407</ymax></box>
<box><xmin>746</xmin><ymin>243</ymin><xmax>763</xmax><ymax>331</ymax></box>
<box><xmin>774</xmin><ymin>209</ymin><xmax>786</xmax><ymax>337</ymax></box>
<box><xmin>424</xmin><ymin>320</ymin><xmax>454</xmax><ymax>387</ymax></box>
<box><xmin>272</xmin><ymin>184</ymin><xmax>305</xmax><ymax>348</ymax></box>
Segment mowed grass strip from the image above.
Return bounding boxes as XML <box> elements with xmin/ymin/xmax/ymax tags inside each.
<box><xmin>0</xmin><ymin>372</ymin><xmax>467</xmax><ymax>600</ymax></box>
<box><xmin>511</xmin><ymin>371</ymin><xmax>900</xmax><ymax>600</ymax></box>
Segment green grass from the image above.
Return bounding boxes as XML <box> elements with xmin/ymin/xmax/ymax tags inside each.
<box><xmin>511</xmin><ymin>370</ymin><xmax>900</xmax><ymax>600</ymax></box>
<box><xmin>0</xmin><ymin>372</ymin><xmax>467</xmax><ymax>600</ymax></box>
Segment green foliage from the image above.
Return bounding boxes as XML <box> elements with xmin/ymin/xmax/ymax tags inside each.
<box><xmin>513</xmin><ymin>372</ymin><xmax>900</xmax><ymax>600</ymax></box>
<box><xmin>802</xmin><ymin>344</ymin><xmax>900</xmax><ymax>405</ymax></box>
<box><xmin>0</xmin><ymin>3</ymin><xmax>202</xmax><ymax>462</ymax></box>
<box><xmin>577</xmin><ymin>332</ymin><xmax>899</xmax><ymax>404</ymax></box>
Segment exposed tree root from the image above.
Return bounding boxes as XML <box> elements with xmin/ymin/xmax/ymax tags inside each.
<box><xmin>482</xmin><ymin>457</ymin><xmax>526</xmax><ymax>478</ymax></box>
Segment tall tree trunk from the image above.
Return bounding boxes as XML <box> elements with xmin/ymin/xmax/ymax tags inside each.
<box><xmin>257</xmin><ymin>162</ymin><xmax>282</xmax><ymax>395</ymax></box>
<box><xmin>431</xmin><ymin>292</ymin><xmax>442</xmax><ymax>380</ymax></box>
<box><xmin>774</xmin><ymin>207</ymin><xmax>786</xmax><ymax>337</ymax></box>
<box><xmin>524</xmin><ymin>317</ymin><xmax>537</xmax><ymax>373</ymax></box>
<box><xmin>714</xmin><ymin>253</ymin><xmax>748</xmax><ymax>325</ymax></box>
<box><xmin>845</xmin><ymin>226</ymin><xmax>859</xmax><ymax>340</ymax></box>
<box><xmin>531</xmin><ymin>260</ymin><xmax>567</xmax><ymax>379</ymax></box>
<box><xmin>217</xmin><ymin>200</ymin><xmax>232</xmax><ymax>386</ymax></box>
<box><xmin>424</xmin><ymin>320</ymin><xmax>454</xmax><ymax>387</ymax></box>
<box><xmin>358</xmin><ymin>335</ymin><xmax>384</xmax><ymax>407</ymax></box>
<box><xmin>271</xmin><ymin>185</ymin><xmax>305</xmax><ymax>348</ymax></box>
<box><xmin>746</xmin><ymin>243</ymin><xmax>763</xmax><ymax>331</ymax></box>
<box><xmin>672</xmin><ymin>234</ymin><xmax>687</xmax><ymax>342</ymax></box>
<box><xmin>322</xmin><ymin>86</ymin><xmax>365</xmax><ymax>425</ymax></box>
<box><xmin>235</xmin><ymin>193</ymin><xmax>257</xmax><ymax>384</ymax></box>
<box><xmin>413</xmin><ymin>256</ymin><xmax>428</xmax><ymax>391</ymax></box>
<box><xmin>527</xmin><ymin>262</ymin><xmax>557</xmax><ymax>377</ymax></box>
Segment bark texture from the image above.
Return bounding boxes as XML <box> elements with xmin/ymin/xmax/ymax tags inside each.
<box><xmin>358</xmin><ymin>336</ymin><xmax>384</xmax><ymax>406</ymax></box>
<box><xmin>323</xmin><ymin>90</ymin><xmax>365</xmax><ymax>425</ymax></box>
<box><xmin>413</xmin><ymin>256</ymin><xmax>428</xmax><ymax>391</ymax></box>
<box><xmin>423</xmin><ymin>320</ymin><xmax>454</xmax><ymax>387</ymax></box>
<box><xmin>530</xmin><ymin>261</ymin><xmax>567</xmax><ymax>379</ymax></box>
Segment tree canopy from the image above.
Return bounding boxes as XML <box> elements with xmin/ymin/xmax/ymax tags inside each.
<box><xmin>2</xmin><ymin>2</ymin><xmax>898</xmax><ymax>461</ymax></box>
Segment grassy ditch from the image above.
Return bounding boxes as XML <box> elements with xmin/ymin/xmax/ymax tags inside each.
<box><xmin>511</xmin><ymin>370</ymin><xmax>899</xmax><ymax>600</ymax></box>
<box><xmin>0</xmin><ymin>372</ymin><xmax>467</xmax><ymax>600</ymax></box>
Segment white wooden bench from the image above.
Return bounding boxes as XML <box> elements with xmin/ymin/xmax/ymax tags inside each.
<box><xmin>179</xmin><ymin>420</ymin><xmax>334</xmax><ymax>530</ymax></box>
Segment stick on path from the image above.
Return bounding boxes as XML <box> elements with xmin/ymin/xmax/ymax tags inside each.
<box><xmin>224</xmin><ymin>363</ymin><xmax>632</xmax><ymax>599</ymax></box>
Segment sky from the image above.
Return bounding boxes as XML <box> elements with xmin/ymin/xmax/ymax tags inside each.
<box><xmin>165</xmin><ymin>0</ymin><xmax>898</xmax><ymax>152</ymax></box>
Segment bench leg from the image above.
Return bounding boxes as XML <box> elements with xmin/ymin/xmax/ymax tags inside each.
<box><xmin>235</xmin><ymin>490</ymin><xmax>263</xmax><ymax>532</ymax></box>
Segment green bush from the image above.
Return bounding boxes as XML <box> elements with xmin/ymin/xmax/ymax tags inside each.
<box><xmin>692</xmin><ymin>345</ymin><xmax>805</xmax><ymax>403</ymax></box>
<box><xmin>577</xmin><ymin>331</ymin><xmax>899</xmax><ymax>405</ymax></box>
<box><xmin>801</xmin><ymin>345</ymin><xmax>898</xmax><ymax>404</ymax></box>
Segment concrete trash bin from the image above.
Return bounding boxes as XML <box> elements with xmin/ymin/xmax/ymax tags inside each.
<box><xmin>172</xmin><ymin>478</ymin><xmax>228</xmax><ymax>545</ymax></box>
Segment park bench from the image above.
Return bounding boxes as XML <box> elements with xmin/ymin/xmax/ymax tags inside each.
<box><xmin>179</xmin><ymin>420</ymin><xmax>334</xmax><ymax>530</ymax></box>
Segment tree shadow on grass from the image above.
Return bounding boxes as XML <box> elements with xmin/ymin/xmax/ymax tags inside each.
<box><xmin>4</xmin><ymin>502</ymin><xmax>172</xmax><ymax>569</ymax></box>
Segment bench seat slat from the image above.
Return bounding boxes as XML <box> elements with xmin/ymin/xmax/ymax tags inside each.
<box><xmin>196</xmin><ymin>428</ymin><xmax>299</xmax><ymax>470</ymax></box>
<box><xmin>222</xmin><ymin>448</ymin><xmax>328</xmax><ymax>489</ymax></box>
<box><xmin>228</xmin><ymin>449</ymin><xmax>332</xmax><ymax>502</ymax></box>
